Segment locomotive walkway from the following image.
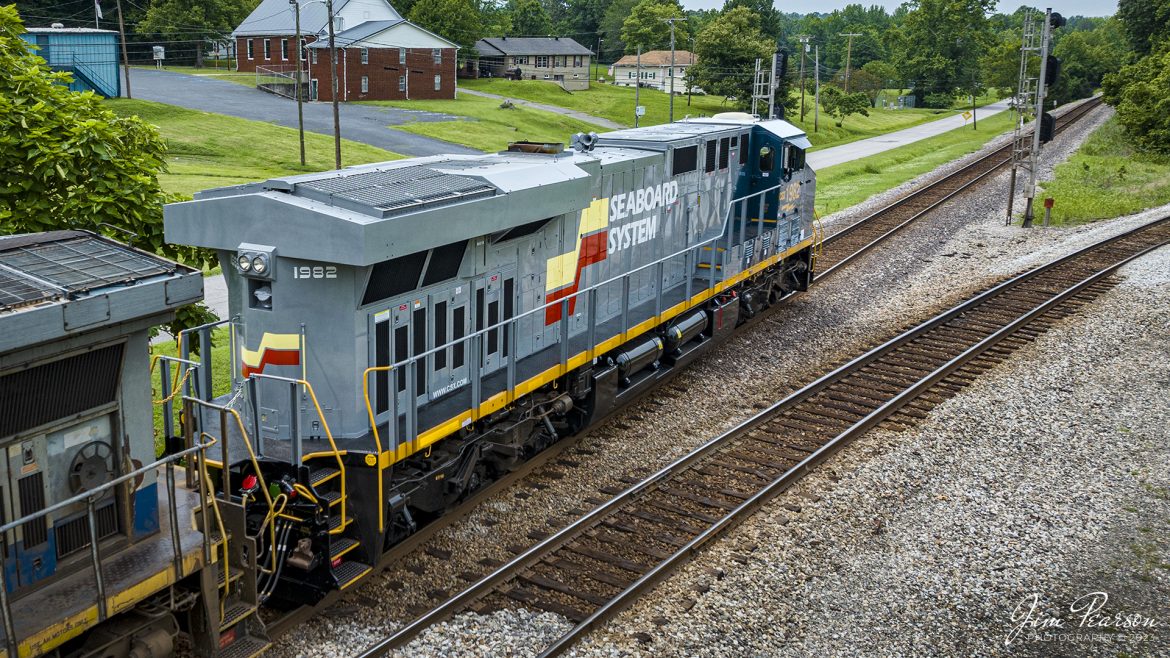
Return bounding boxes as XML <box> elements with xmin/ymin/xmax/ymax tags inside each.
<box><xmin>806</xmin><ymin>100</ymin><xmax>1011</xmax><ymax>170</ymax></box>
<box><xmin>124</xmin><ymin>68</ymin><xmax>480</xmax><ymax>157</ymax></box>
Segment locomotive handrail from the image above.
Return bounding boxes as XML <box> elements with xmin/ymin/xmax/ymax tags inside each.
<box><xmin>182</xmin><ymin>395</ymin><xmax>280</xmax><ymax>573</ymax></box>
<box><xmin>246</xmin><ymin>374</ymin><xmax>348</xmax><ymax>534</ymax></box>
<box><xmin>364</xmin><ymin>179</ymin><xmax>806</xmax><ymax>457</ymax></box>
<box><xmin>362</xmin><ymin>365</ymin><xmax>392</xmax><ymax>533</ymax></box>
<box><xmin>0</xmin><ymin>439</ymin><xmax>214</xmax><ymax>656</ymax></box>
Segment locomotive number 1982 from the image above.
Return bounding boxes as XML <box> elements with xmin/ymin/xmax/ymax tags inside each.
<box><xmin>292</xmin><ymin>265</ymin><xmax>338</xmax><ymax>279</ymax></box>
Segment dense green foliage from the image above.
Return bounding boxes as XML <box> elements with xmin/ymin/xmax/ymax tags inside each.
<box><xmin>139</xmin><ymin>0</ymin><xmax>255</xmax><ymax>66</ymax></box>
<box><xmin>1099</xmin><ymin>0</ymin><xmax>1170</xmax><ymax>155</ymax></box>
<box><xmin>619</xmin><ymin>0</ymin><xmax>687</xmax><ymax>54</ymax></box>
<box><xmin>685</xmin><ymin>7</ymin><xmax>771</xmax><ymax>110</ymax></box>
<box><xmin>408</xmin><ymin>0</ymin><xmax>484</xmax><ymax>51</ymax></box>
<box><xmin>0</xmin><ymin>6</ymin><xmax>215</xmax><ymax>332</ymax></box>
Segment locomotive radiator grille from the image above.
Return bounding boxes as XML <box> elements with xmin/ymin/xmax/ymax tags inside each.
<box><xmin>17</xmin><ymin>472</ymin><xmax>48</xmax><ymax>548</ymax></box>
<box><xmin>54</xmin><ymin>501</ymin><xmax>119</xmax><ymax>559</ymax></box>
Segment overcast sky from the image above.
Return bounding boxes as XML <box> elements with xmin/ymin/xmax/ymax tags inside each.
<box><xmin>680</xmin><ymin>1</ymin><xmax>1118</xmax><ymax>17</ymax></box>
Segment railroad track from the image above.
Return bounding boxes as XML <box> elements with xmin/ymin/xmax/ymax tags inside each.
<box><xmin>814</xmin><ymin>96</ymin><xmax>1103</xmax><ymax>278</ymax></box>
<box><xmin>358</xmin><ymin>216</ymin><xmax>1170</xmax><ymax>657</ymax></box>
<box><xmin>262</xmin><ymin>96</ymin><xmax>1106</xmax><ymax>649</ymax></box>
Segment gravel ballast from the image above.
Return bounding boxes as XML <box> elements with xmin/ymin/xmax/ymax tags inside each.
<box><xmin>267</xmin><ymin>101</ymin><xmax>1166</xmax><ymax>657</ymax></box>
<box><xmin>570</xmin><ymin>238</ymin><xmax>1170</xmax><ymax>658</ymax></box>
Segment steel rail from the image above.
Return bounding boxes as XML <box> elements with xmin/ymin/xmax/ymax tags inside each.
<box><xmin>814</xmin><ymin>95</ymin><xmax>1103</xmax><ymax>279</ymax></box>
<box><xmin>357</xmin><ymin>215</ymin><xmax>1169</xmax><ymax>658</ymax></box>
<box><xmin>267</xmin><ymin>96</ymin><xmax>1106</xmax><ymax>649</ymax></box>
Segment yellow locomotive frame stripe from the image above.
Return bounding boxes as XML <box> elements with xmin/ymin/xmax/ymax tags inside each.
<box><xmin>375</xmin><ymin>237</ymin><xmax>814</xmax><ymax>470</ymax></box>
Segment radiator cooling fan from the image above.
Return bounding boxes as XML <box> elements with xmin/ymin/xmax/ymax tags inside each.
<box><xmin>69</xmin><ymin>441</ymin><xmax>115</xmax><ymax>495</ymax></box>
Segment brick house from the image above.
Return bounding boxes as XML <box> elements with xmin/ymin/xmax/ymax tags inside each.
<box><xmin>610</xmin><ymin>50</ymin><xmax>700</xmax><ymax>95</ymax></box>
<box><xmin>305</xmin><ymin>21</ymin><xmax>457</xmax><ymax>101</ymax></box>
<box><xmin>474</xmin><ymin>37</ymin><xmax>592</xmax><ymax>91</ymax></box>
<box><xmin>232</xmin><ymin>0</ymin><xmax>457</xmax><ymax>101</ymax></box>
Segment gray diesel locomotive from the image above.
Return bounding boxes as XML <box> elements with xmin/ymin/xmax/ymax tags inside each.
<box><xmin>160</xmin><ymin>113</ymin><xmax>817</xmax><ymax>611</ymax></box>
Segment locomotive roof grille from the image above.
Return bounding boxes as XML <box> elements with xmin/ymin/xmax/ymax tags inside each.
<box><xmin>0</xmin><ymin>232</ymin><xmax>175</xmax><ymax>312</ymax></box>
<box><xmin>295</xmin><ymin>166</ymin><xmax>497</xmax><ymax>217</ymax></box>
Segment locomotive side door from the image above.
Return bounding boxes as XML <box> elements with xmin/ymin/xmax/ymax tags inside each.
<box><xmin>475</xmin><ymin>273</ymin><xmax>504</xmax><ymax>376</ymax></box>
<box><xmin>429</xmin><ymin>283</ymin><xmax>470</xmax><ymax>399</ymax></box>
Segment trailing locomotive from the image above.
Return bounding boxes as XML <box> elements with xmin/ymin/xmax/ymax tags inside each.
<box><xmin>162</xmin><ymin>112</ymin><xmax>816</xmax><ymax>610</ymax></box>
<box><xmin>0</xmin><ymin>112</ymin><xmax>815</xmax><ymax>657</ymax></box>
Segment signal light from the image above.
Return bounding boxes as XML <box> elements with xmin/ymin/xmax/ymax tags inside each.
<box><xmin>1039</xmin><ymin>112</ymin><xmax>1055</xmax><ymax>143</ymax></box>
<box><xmin>1049</xmin><ymin>12</ymin><xmax>1066</xmax><ymax>28</ymax></box>
<box><xmin>1044</xmin><ymin>55</ymin><xmax>1060</xmax><ymax>87</ymax></box>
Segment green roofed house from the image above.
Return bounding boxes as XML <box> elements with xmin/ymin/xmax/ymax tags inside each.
<box><xmin>20</xmin><ymin>26</ymin><xmax>121</xmax><ymax>98</ymax></box>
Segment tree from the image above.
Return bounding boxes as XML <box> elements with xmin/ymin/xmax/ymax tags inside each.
<box><xmin>888</xmin><ymin>0</ymin><xmax>996</xmax><ymax>107</ymax></box>
<box><xmin>409</xmin><ymin>0</ymin><xmax>484</xmax><ymax>51</ymax></box>
<box><xmin>1116</xmin><ymin>0</ymin><xmax>1170</xmax><ymax>56</ymax></box>
<box><xmin>722</xmin><ymin>0</ymin><xmax>785</xmax><ymax>42</ymax></box>
<box><xmin>508</xmin><ymin>0</ymin><xmax>550</xmax><ymax>35</ymax></box>
<box><xmin>598</xmin><ymin>0</ymin><xmax>639</xmax><ymax>59</ymax></box>
<box><xmin>138</xmin><ymin>0</ymin><xmax>254</xmax><ymax>67</ymax></box>
<box><xmin>620</xmin><ymin>0</ymin><xmax>687</xmax><ymax>54</ymax></box>
<box><xmin>819</xmin><ymin>84</ymin><xmax>870</xmax><ymax>126</ymax></box>
<box><xmin>834</xmin><ymin>68</ymin><xmax>882</xmax><ymax>106</ymax></box>
<box><xmin>1102</xmin><ymin>35</ymin><xmax>1170</xmax><ymax>154</ymax></box>
<box><xmin>0</xmin><ymin>6</ymin><xmax>214</xmax><ymax>332</ymax></box>
<box><xmin>688</xmin><ymin>7</ymin><xmax>772</xmax><ymax>110</ymax></box>
<box><xmin>1048</xmin><ymin>18</ymin><xmax>1125</xmax><ymax>105</ymax></box>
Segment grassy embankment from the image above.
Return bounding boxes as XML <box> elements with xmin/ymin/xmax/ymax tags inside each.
<box><xmin>814</xmin><ymin>109</ymin><xmax>1016</xmax><ymax>216</ymax></box>
<box><xmin>107</xmin><ymin>98</ymin><xmax>402</xmax><ymax>197</ymax></box>
<box><xmin>364</xmin><ymin>94</ymin><xmax>607</xmax><ymax>152</ymax></box>
<box><xmin>458</xmin><ymin>78</ymin><xmax>968</xmax><ymax>150</ymax></box>
<box><xmin>1038</xmin><ymin>117</ymin><xmax>1170</xmax><ymax>224</ymax></box>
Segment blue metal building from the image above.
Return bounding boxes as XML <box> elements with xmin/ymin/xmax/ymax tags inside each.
<box><xmin>21</xmin><ymin>27</ymin><xmax>121</xmax><ymax>98</ymax></box>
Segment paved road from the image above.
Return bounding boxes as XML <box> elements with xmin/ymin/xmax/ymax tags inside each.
<box><xmin>126</xmin><ymin>68</ymin><xmax>479</xmax><ymax>157</ymax></box>
<box><xmin>807</xmin><ymin>100</ymin><xmax>1011</xmax><ymax>170</ymax></box>
<box><xmin>459</xmin><ymin>88</ymin><xmax>625</xmax><ymax>131</ymax></box>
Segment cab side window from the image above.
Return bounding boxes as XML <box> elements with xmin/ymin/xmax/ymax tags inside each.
<box><xmin>758</xmin><ymin>146</ymin><xmax>775</xmax><ymax>172</ymax></box>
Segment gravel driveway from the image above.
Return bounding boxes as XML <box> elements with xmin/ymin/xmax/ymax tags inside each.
<box><xmin>125</xmin><ymin>68</ymin><xmax>478</xmax><ymax>157</ymax></box>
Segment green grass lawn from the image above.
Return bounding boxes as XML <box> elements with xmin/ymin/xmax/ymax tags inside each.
<box><xmin>1039</xmin><ymin>117</ymin><xmax>1170</xmax><ymax>224</ymax></box>
<box><xmin>364</xmin><ymin>94</ymin><xmax>607</xmax><ymax>152</ymax></box>
<box><xmin>814</xmin><ymin>110</ymin><xmax>1016</xmax><ymax>216</ymax></box>
<box><xmin>107</xmin><ymin>99</ymin><xmax>403</xmax><ymax>197</ymax></box>
<box><xmin>149</xmin><ymin>327</ymin><xmax>233</xmax><ymax>448</ymax></box>
<box><xmin>459</xmin><ymin>78</ymin><xmax>964</xmax><ymax>151</ymax></box>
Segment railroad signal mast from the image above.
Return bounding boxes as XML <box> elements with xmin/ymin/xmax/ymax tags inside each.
<box><xmin>1007</xmin><ymin>7</ymin><xmax>1065</xmax><ymax>226</ymax></box>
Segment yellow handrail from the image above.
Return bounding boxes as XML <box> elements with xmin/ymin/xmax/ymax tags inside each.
<box><xmin>296</xmin><ymin>380</ymin><xmax>347</xmax><ymax>535</ymax></box>
<box><xmin>185</xmin><ymin>396</ymin><xmax>279</xmax><ymax>574</ymax></box>
<box><xmin>196</xmin><ymin>432</ymin><xmax>230</xmax><ymax>616</ymax></box>
<box><xmin>362</xmin><ymin>366</ymin><xmax>391</xmax><ymax>533</ymax></box>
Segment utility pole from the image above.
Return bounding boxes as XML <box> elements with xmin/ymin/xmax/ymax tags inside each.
<box><xmin>326</xmin><ymin>0</ymin><xmax>341</xmax><ymax>168</ymax></box>
<box><xmin>797</xmin><ymin>35</ymin><xmax>809</xmax><ymax>122</ymax></box>
<box><xmin>840</xmin><ymin>32</ymin><xmax>861</xmax><ymax>92</ymax></box>
<box><xmin>663</xmin><ymin>18</ymin><xmax>680</xmax><ymax>122</ymax></box>
<box><xmin>114</xmin><ymin>0</ymin><xmax>131</xmax><ymax>99</ymax></box>
<box><xmin>814</xmin><ymin>44</ymin><xmax>820</xmax><ymax>133</ymax></box>
<box><xmin>687</xmin><ymin>36</ymin><xmax>695</xmax><ymax>106</ymax></box>
<box><xmin>291</xmin><ymin>0</ymin><xmax>305</xmax><ymax>165</ymax></box>
<box><xmin>634</xmin><ymin>45</ymin><xmax>641</xmax><ymax>127</ymax></box>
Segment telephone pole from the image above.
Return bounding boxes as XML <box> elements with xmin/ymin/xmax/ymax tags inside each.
<box><xmin>814</xmin><ymin>44</ymin><xmax>820</xmax><ymax>133</ymax></box>
<box><xmin>114</xmin><ymin>0</ymin><xmax>131</xmax><ymax>98</ymax></box>
<box><xmin>291</xmin><ymin>0</ymin><xmax>305</xmax><ymax>165</ymax></box>
<box><xmin>326</xmin><ymin>0</ymin><xmax>341</xmax><ymax>168</ymax></box>
<box><xmin>687</xmin><ymin>36</ymin><xmax>695</xmax><ymax>106</ymax></box>
<box><xmin>634</xmin><ymin>45</ymin><xmax>641</xmax><ymax>127</ymax></box>
<box><xmin>840</xmin><ymin>32</ymin><xmax>861</xmax><ymax>92</ymax></box>
<box><xmin>663</xmin><ymin>18</ymin><xmax>681</xmax><ymax>122</ymax></box>
<box><xmin>797</xmin><ymin>35</ymin><xmax>810</xmax><ymax>121</ymax></box>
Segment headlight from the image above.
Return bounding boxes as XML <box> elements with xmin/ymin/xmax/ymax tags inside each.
<box><xmin>251</xmin><ymin>255</ymin><xmax>268</xmax><ymax>274</ymax></box>
<box><xmin>237</xmin><ymin>254</ymin><xmax>252</xmax><ymax>271</ymax></box>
